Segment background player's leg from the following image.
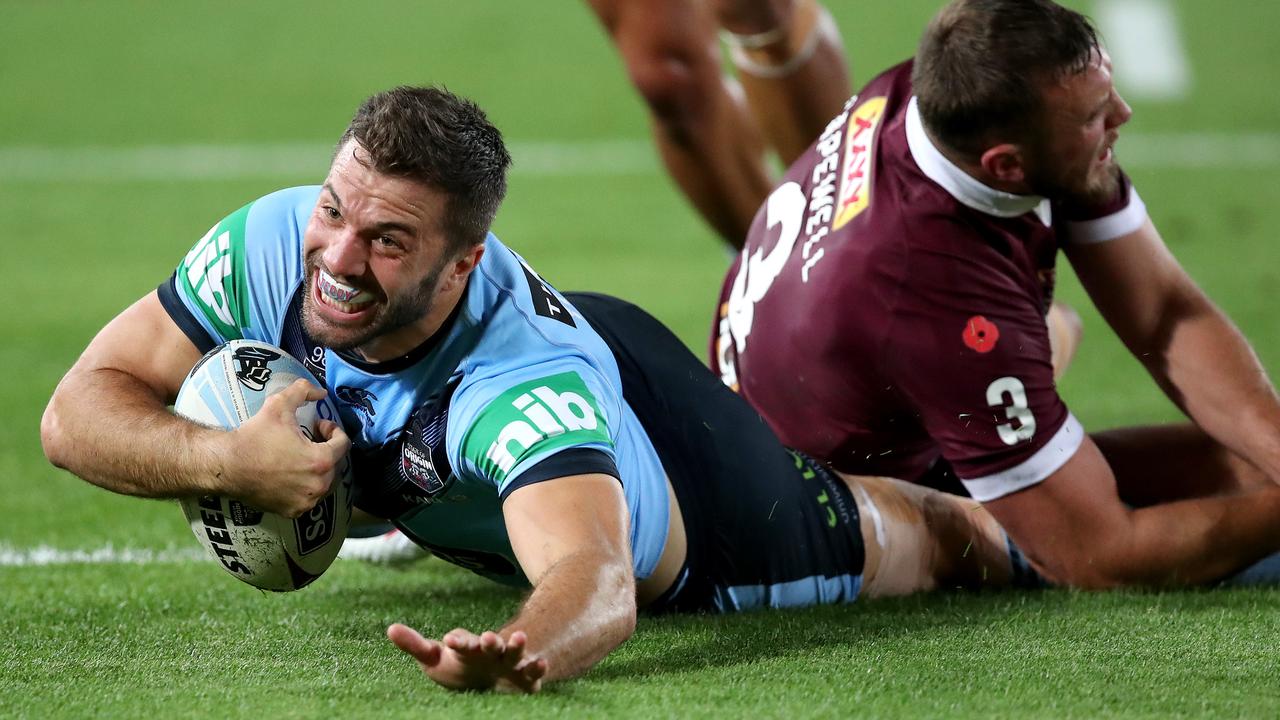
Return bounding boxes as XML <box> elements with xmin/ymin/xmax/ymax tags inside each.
<box><xmin>1092</xmin><ymin>423</ymin><xmax>1272</xmax><ymax>507</ymax></box>
<box><xmin>715</xmin><ymin>0</ymin><xmax>852</xmax><ymax>164</ymax></box>
<box><xmin>848</xmin><ymin>473</ymin><xmax>1014</xmax><ymax>597</ymax></box>
<box><xmin>586</xmin><ymin>0</ymin><xmax>774</xmax><ymax>248</ymax></box>
<box><xmin>1047</xmin><ymin>300</ymin><xmax>1083</xmax><ymax>381</ymax></box>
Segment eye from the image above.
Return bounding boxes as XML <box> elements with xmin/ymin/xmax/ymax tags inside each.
<box><xmin>323</xmin><ymin>205</ymin><xmax>341</xmax><ymax>221</ymax></box>
<box><xmin>375</xmin><ymin>235</ymin><xmax>403</xmax><ymax>250</ymax></box>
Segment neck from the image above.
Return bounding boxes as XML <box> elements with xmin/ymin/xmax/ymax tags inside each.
<box><xmin>355</xmin><ymin>282</ymin><xmax>465</xmax><ymax>363</ymax></box>
<box><xmin>925</xmin><ymin>126</ymin><xmax>1030</xmax><ymax>196</ymax></box>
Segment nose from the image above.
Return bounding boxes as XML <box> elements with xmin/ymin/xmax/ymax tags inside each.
<box><xmin>1108</xmin><ymin>91</ymin><xmax>1133</xmax><ymax>130</ymax></box>
<box><xmin>321</xmin><ymin>228</ymin><xmax>369</xmax><ymax>279</ymax></box>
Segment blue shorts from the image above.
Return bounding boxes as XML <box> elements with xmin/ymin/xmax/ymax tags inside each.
<box><xmin>568</xmin><ymin>293</ymin><xmax>866</xmax><ymax>614</ymax></box>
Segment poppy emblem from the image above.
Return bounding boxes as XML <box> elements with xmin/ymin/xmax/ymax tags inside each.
<box><xmin>963</xmin><ymin>316</ymin><xmax>999</xmax><ymax>353</ymax></box>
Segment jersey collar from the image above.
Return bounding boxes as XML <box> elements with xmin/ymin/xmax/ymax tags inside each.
<box><xmin>905</xmin><ymin>96</ymin><xmax>1052</xmax><ymax>226</ymax></box>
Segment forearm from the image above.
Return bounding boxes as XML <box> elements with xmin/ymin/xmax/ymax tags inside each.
<box><xmin>1145</xmin><ymin>292</ymin><xmax>1280</xmax><ymax>478</ymax></box>
<box><xmin>42</xmin><ymin>366</ymin><xmax>227</xmax><ymax>498</ymax></box>
<box><xmin>500</xmin><ymin>552</ymin><xmax>636</xmax><ymax>685</ymax></box>
<box><xmin>1109</xmin><ymin>486</ymin><xmax>1280</xmax><ymax>586</ymax></box>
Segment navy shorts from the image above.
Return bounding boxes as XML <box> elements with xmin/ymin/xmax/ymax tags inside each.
<box><xmin>568</xmin><ymin>293</ymin><xmax>866</xmax><ymax>614</ymax></box>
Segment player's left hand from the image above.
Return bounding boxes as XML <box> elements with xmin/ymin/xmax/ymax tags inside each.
<box><xmin>387</xmin><ymin>623</ymin><xmax>548</xmax><ymax>693</ymax></box>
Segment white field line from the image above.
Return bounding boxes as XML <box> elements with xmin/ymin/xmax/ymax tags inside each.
<box><xmin>2</xmin><ymin>133</ymin><xmax>1280</xmax><ymax>184</ymax></box>
<box><xmin>0</xmin><ymin>542</ymin><xmax>206</xmax><ymax>567</ymax></box>
<box><xmin>0</xmin><ymin>139</ymin><xmax>658</xmax><ymax>182</ymax></box>
<box><xmin>1093</xmin><ymin>0</ymin><xmax>1192</xmax><ymax>101</ymax></box>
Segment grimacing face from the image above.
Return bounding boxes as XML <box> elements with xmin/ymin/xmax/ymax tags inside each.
<box><xmin>1023</xmin><ymin>50</ymin><xmax>1133</xmax><ymax>206</ymax></box>
<box><xmin>300</xmin><ymin>141</ymin><xmax>458</xmax><ymax>361</ymax></box>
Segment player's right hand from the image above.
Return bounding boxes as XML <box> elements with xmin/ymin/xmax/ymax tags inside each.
<box><xmin>219</xmin><ymin>379</ymin><xmax>351</xmax><ymax>518</ymax></box>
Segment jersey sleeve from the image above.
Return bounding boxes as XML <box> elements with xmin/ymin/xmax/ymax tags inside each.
<box><xmin>157</xmin><ymin>186</ymin><xmax>315</xmax><ymax>351</ymax></box>
<box><xmin>1057</xmin><ymin>170</ymin><xmax>1148</xmax><ymax>245</ymax></box>
<box><xmin>447</xmin><ymin>361</ymin><xmax>622</xmax><ymax>500</ymax></box>
<box><xmin>881</xmin><ymin>236</ymin><xmax>1084</xmax><ymax>502</ymax></box>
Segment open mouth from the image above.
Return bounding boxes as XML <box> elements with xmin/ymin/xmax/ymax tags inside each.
<box><xmin>315</xmin><ymin>269</ymin><xmax>376</xmax><ymax>314</ymax></box>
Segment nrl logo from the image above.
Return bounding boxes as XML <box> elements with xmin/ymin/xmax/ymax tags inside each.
<box><xmin>232</xmin><ymin>346</ymin><xmax>281</xmax><ymax>392</ymax></box>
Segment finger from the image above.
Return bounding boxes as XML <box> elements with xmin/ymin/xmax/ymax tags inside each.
<box><xmin>273</xmin><ymin>378</ymin><xmax>316</xmax><ymax>410</ymax></box>
<box><xmin>478</xmin><ymin>630</ymin><xmax>505</xmax><ymax>656</ymax></box>
<box><xmin>444</xmin><ymin>628</ymin><xmax>481</xmax><ymax>654</ymax></box>
<box><xmin>387</xmin><ymin>624</ymin><xmax>442</xmax><ymax>667</ymax></box>
<box><xmin>319</xmin><ymin>421</ymin><xmax>351</xmax><ymax>456</ymax></box>
<box><xmin>510</xmin><ymin>657</ymin><xmax>548</xmax><ymax>693</ymax></box>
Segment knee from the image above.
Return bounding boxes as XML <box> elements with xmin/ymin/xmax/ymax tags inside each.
<box><xmin>622</xmin><ymin>45</ymin><xmax>717</xmax><ymax>129</ymax></box>
<box><xmin>710</xmin><ymin>0</ymin><xmax>792</xmax><ymax>36</ymax></box>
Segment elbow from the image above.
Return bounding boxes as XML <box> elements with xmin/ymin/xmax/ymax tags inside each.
<box><xmin>40</xmin><ymin>395</ymin><xmax>72</xmax><ymax>470</ymax></box>
<box><xmin>612</xmin><ymin>569</ymin><xmax>639</xmax><ymax>642</ymax></box>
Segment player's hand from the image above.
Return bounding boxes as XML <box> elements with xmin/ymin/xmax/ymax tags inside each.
<box><xmin>387</xmin><ymin>623</ymin><xmax>548</xmax><ymax>693</ymax></box>
<box><xmin>219</xmin><ymin>379</ymin><xmax>350</xmax><ymax>517</ymax></box>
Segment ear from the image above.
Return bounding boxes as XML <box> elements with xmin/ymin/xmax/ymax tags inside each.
<box><xmin>979</xmin><ymin>143</ymin><xmax>1027</xmax><ymax>186</ymax></box>
<box><xmin>440</xmin><ymin>242</ymin><xmax>485</xmax><ymax>293</ymax></box>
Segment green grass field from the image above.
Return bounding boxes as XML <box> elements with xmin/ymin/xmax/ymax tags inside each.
<box><xmin>3</xmin><ymin>1</ymin><xmax>1280</xmax><ymax>716</ymax></box>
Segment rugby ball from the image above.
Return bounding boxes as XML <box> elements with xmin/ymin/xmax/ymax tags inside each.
<box><xmin>174</xmin><ymin>339</ymin><xmax>353</xmax><ymax>591</ymax></box>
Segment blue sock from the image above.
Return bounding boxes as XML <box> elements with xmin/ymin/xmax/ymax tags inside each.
<box><xmin>1223</xmin><ymin>551</ymin><xmax>1280</xmax><ymax>586</ymax></box>
<box><xmin>1005</xmin><ymin>533</ymin><xmax>1047</xmax><ymax>589</ymax></box>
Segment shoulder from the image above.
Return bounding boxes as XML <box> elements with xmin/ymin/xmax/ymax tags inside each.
<box><xmin>170</xmin><ymin>186</ymin><xmax>317</xmax><ymax>344</ymax></box>
<box><xmin>448</xmin><ymin>360</ymin><xmax>618</xmax><ymax>492</ymax></box>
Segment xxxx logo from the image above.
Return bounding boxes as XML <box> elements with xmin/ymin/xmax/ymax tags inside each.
<box><xmin>467</xmin><ymin>372</ymin><xmax>611</xmax><ymax>481</ymax></box>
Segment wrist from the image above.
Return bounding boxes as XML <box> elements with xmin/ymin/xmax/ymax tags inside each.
<box><xmin>187</xmin><ymin>421</ymin><xmax>241</xmax><ymax>496</ymax></box>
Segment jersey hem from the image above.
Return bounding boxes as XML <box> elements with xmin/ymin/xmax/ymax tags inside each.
<box><xmin>158</xmin><ymin>274</ymin><xmax>218</xmax><ymax>354</ymax></box>
<box><xmin>498</xmin><ymin>447</ymin><xmax>621</xmax><ymax>501</ymax></box>
<box><xmin>959</xmin><ymin>413</ymin><xmax>1085</xmax><ymax>502</ymax></box>
<box><xmin>1065</xmin><ymin>187</ymin><xmax>1147</xmax><ymax>244</ymax></box>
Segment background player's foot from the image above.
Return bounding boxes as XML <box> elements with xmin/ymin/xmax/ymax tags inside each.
<box><xmin>339</xmin><ymin>529</ymin><xmax>430</xmax><ymax>565</ymax></box>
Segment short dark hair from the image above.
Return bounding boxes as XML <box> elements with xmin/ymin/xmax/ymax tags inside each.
<box><xmin>339</xmin><ymin>86</ymin><xmax>512</xmax><ymax>252</ymax></box>
<box><xmin>912</xmin><ymin>0</ymin><xmax>1101</xmax><ymax>159</ymax></box>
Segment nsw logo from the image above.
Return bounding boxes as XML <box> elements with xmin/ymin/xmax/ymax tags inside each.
<box><xmin>472</xmin><ymin>372</ymin><xmax>610</xmax><ymax>480</ymax></box>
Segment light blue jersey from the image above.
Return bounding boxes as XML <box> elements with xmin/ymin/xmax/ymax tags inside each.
<box><xmin>160</xmin><ymin>186</ymin><xmax>670</xmax><ymax>587</ymax></box>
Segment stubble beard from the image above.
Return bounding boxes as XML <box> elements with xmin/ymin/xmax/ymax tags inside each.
<box><xmin>301</xmin><ymin>254</ymin><xmax>447</xmax><ymax>354</ymax></box>
<box><xmin>1027</xmin><ymin>145</ymin><xmax>1123</xmax><ymax>209</ymax></box>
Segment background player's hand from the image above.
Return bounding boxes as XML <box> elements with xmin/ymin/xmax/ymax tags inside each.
<box><xmin>387</xmin><ymin>623</ymin><xmax>547</xmax><ymax>693</ymax></box>
<box><xmin>220</xmin><ymin>379</ymin><xmax>350</xmax><ymax>517</ymax></box>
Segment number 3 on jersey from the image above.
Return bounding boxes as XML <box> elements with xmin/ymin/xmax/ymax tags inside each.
<box><xmin>717</xmin><ymin>182</ymin><xmax>806</xmax><ymax>388</ymax></box>
<box><xmin>987</xmin><ymin>376</ymin><xmax>1036</xmax><ymax>445</ymax></box>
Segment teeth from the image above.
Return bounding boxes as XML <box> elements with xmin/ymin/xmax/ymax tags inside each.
<box><xmin>318</xmin><ymin>269</ymin><xmax>374</xmax><ymax>308</ymax></box>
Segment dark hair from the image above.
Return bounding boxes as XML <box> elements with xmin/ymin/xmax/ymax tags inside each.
<box><xmin>339</xmin><ymin>86</ymin><xmax>512</xmax><ymax>252</ymax></box>
<box><xmin>912</xmin><ymin>0</ymin><xmax>1101</xmax><ymax>159</ymax></box>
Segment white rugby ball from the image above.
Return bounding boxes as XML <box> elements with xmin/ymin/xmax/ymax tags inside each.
<box><xmin>174</xmin><ymin>339</ymin><xmax>352</xmax><ymax>591</ymax></box>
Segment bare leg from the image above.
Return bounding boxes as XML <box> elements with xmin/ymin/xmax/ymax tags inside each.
<box><xmin>1092</xmin><ymin>423</ymin><xmax>1271</xmax><ymax>507</ymax></box>
<box><xmin>845</xmin><ymin>473</ymin><xmax>1014</xmax><ymax>597</ymax></box>
<box><xmin>714</xmin><ymin>0</ymin><xmax>852</xmax><ymax>164</ymax></box>
<box><xmin>586</xmin><ymin>0</ymin><xmax>775</xmax><ymax>248</ymax></box>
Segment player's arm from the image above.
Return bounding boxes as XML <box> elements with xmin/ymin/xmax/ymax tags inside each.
<box><xmin>40</xmin><ymin>291</ymin><xmax>347</xmax><ymax>517</ymax></box>
<box><xmin>984</xmin><ymin>434</ymin><xmax>1280</xmax><ymax>588</ymax></box>
<box><xmin>1066</xmin><ymin>219</ymin><xmax>1280</xmax><ymax>481</ymax></box>
<box><xmin>388</xmin><ymin>473</ymin><xmax>635</xmax><ymax>692</ymax></box>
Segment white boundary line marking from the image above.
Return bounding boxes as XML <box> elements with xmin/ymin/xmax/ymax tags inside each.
<box><xmin>3</xmin><ymin>133</ymin><xmax>1280</xmax><ymax>184</ymax></box>
<box><xmin>0</xmin><ymin>139</ymin><xmax>657</xmax><ymax>182</ymax></box>
<box><xmin>1094</xmin><ymin>0</ymin><xmax>1192</xmax><ymax>101</ymax></box>
<box><xmin>0</xmin><ymin>543</ymin><xmax>206</xmax><ymax>567</ymax></box>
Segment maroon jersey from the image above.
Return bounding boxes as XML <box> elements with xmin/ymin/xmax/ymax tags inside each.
<box><xmin>711</xmin><ymin>61</ymin><xmax>1148</xmax><ymax>501</ymax></box>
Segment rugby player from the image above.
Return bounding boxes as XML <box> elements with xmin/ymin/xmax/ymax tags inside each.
<box><xmin>41</xmin><ymin>86</ymin><xmax>1024</xmax><ymax>693</ymax></box>
<box><xmin>585</xmin><ymin>0</ymin><xmax>850</xmax><ymax>247</ymax></box>
<box><xmin>713</xmin><ymin>0</ymin><xmax>1280</xmax><ymax>589</ymax></box>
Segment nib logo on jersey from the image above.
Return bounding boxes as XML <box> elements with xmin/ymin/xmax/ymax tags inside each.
<box><xmin>467</xmin><ymin>372</ymin><xmax>612</xmax><ymax>482</ymax></box>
